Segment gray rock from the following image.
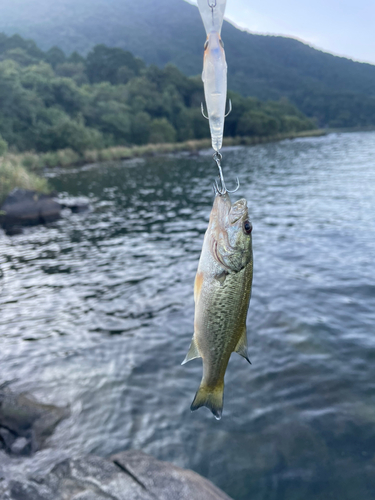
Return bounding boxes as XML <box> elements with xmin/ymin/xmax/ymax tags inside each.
<box><xmin>9</xmin><ymin>480</ymin><xmax>50</xmax><ymax>500</ymax></box>
<box><xmin>0</xmin><ymin>427</ymin><xmax>16</xmax><ymax>450</ymax></box>
<box><xmin>112</xmin><ymin>450</ymin><xmax>232</xmax><ymax>500</ymax></box>
<box><xmin>0</xmin><ymin>452</ymin><xmax>233</xmax><ymax>500</ymax></box>
<box><xmin>0</xmin><ymin>386</ymin><xmax>230</xmax><ymax>499</ymax></box>
<box><xmin>59</xmin><ymin>201</ymin><xmax>89</xmax><ymax>213</ymax></box>
<box><xmin>0</xmin><ymin>386</ymin><xmax>69</xmax><ymax>454</ymax></box>
<box><xmin>10</xmin><ymin>438</ymin><xmax>30</xmax><ymax>456</ymax></box>
<box><xmin>0</xmin><ymin>189</ymin><xmax>61</xmax><ymax>230</ymax></box>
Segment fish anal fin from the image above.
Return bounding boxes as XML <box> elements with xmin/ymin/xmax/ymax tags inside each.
<box><xmin>181</xmin><ymin>337</ymin><xmax>201</xmax><ymax>365</ymax></box>
<box><xmin>234</xmin><ymin>327</ymin><xmax>251</xmax><ymax>364</ymax></box>
<box><xmin>190</xmin><ymin>382</ymin><xmax>224</xmax><ymax>420</ymax></box>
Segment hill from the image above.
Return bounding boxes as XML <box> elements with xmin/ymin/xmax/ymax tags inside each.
<box><xmin>0</xmin><ymin>34</ymin><xmax>314</xmax><ymax>153</ymax></box>
<box><xmin>1</xmin><ymin>0</ymin><xmax>375</xmax><ymax>127</ymax></box>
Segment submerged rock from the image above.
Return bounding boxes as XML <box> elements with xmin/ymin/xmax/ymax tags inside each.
<box><xmin>0</xmin><ymin>386</ymin><xmax>69</xmax><ymax>456</ymax></box>
<box><xmin>0</xmin><ymin>451</ymin><xmax>233</xmax><ymax>500</ymax></box>
<box><xmin>59</xmin><ymin>200</ymin><xmax>90</xmax><ymax>213</ymax></box>
<box><xmin>10</xmin><ymin>437</ymin><xmax>30</xmax><ymax>456</ymax></box>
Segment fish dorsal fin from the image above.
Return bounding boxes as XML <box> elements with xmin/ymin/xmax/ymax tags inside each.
<box><xmin>234</xmin><ymin>327</ymin><xmax>251</xmax><ymax>364</ymax></box>
<box><xmin>181</xmin><ymin>337</ymin><xmax>201</xmax><ymax>365</ymax></box>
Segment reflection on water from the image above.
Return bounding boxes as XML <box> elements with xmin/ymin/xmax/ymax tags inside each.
<box><xmin>1</xmin><ymin>132</ymin><xmax>375</xmax><ymax>499</ymax></box>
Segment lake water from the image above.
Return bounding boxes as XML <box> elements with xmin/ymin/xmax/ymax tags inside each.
<box><xmin>1</xmin><ymin>132</ymin><xmax>375</xmax><ymax>500</ymax></box>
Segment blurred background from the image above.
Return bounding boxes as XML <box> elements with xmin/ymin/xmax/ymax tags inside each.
<box><xmin>0</xmin><ymin>1</ymin><xmax>375</xmax><ymax>499</ymax></box>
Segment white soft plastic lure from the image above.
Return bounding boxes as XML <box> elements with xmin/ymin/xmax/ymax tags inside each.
<box><xmin>198</xmin><ymin>0</ymin><xmax>228</xmax><ymax>152</ymax></box>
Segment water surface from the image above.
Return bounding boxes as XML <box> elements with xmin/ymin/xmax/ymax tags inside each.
<box><xmin>1</xmin><ymin>132</ymin><xmax>375</xmax><ymax>499</ymax></box>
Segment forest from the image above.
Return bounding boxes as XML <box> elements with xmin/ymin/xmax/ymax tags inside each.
<box><xmin>2</xmin><ymin>0</ymin><xmax>375</xmax><ymax>130</ymax></box>
<box><xmin>0</xmin><ymin>34</ymin><xmax>314</xmax><ymax>154</ymax></box>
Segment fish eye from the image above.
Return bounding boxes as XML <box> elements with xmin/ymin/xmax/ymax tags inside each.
<box><xmin>219</xmin><ymin>39</ymin><xmax>224</xmax><ymax>48</ymax></box>
<box><xmin>243</xmin><ymin>220</ymin><xmax>252</xmax><ymax>235</ymax></box>
<box><xmin>204</xmin><ymin>40</ymin><xmax>209</xmax><ymax>50</ymax></box>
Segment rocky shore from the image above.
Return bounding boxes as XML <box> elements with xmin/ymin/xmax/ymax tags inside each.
<box><xmin>0</xmin><ymin>385</ymin><xmax>232</xmax><ymax>500</ymax></box>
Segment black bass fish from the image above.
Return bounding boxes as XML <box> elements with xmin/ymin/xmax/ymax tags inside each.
<box><xmin>183</xmin><ymin>190</ymin><xmax>253</xmax><ymax>419</ymax></box>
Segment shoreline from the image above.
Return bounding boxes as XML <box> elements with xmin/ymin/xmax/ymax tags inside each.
<box><xmin>8</xmin><ymin>128</ymin><xmax>326</xmax><ymax>170</ymax></box>
<box><xmin>1</xmin><ymin>129</ymin><xmax>325</xmax><ymax>205</ymax></box>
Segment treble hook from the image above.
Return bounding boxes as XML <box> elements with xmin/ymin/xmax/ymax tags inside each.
<box><xmin>201</xmin><ymin>102</ymin><xmax>209</xmax><ymax>120</ymax></box>
<box><xmin>225</xmin><ymin>99</ymin><xmax>232</xmax><ymax>117</ymax></box>
<box><xmin>207</xmin><ymin>0</ymin><xmax>217</xmax><ymax>11</ymax></box>
<box><xmin>201</xmin><ymin>99</ymin><xmax>232</xmax><ymax>120</ymax></box>
<box><xmin>212</xmin><ymin>151</ymin><xmax>240</xmax><ymax>195</ymax></box>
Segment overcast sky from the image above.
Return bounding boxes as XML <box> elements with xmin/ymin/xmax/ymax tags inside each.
<box><xmin>187</xmin><ymin>0</ymin><xmax>375</xmax><ymax>64</ymax></box>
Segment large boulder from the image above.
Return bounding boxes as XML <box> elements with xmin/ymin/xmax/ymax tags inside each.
<box><xmin>0</xmin><ymin>189</ymin><xmax>61</xmax><ymax>230</ymax></box>
<box><xmin>0</xmin><ymin>189</ymin><xmax>90</xmax><ymax>233</ymax></box>
<box><xmin>0</xmin><ymin>451</ymin><xmax>233</xmax><ymax>500</ymax></box>
<box><xmin>111</xmin><ymin>450</ymin><xmax>232</xmax><ymax>500</ymax></box>
<box><xmin>0</xmin><ymin>387</ymin><xmax>231</xmax><ymax>499</ymax></box>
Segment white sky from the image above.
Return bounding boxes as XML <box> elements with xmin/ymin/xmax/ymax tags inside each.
<box><xmin>187</xmin><ymin>0</ymin><xmax>375</xmax><ymax>64</ymax></box>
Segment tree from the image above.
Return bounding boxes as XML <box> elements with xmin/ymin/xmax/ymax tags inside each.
<box><xmin>45</xmin><ymin>46</ymin><xmax>66</xmax><ymax>69</ymax></box>
<box><xmin>131</xmin><ymin>112</ymin><xmax>151</xmax><ymax>144</ymax></box>
<box><xmin>237</xmin><ymin>111</ymin><xmax>279</xmax><ymax>136</ymax></box>
<box><xmin>86</xmin><ymin>45</ymin><xmax>145</xmax><ymax>84</ymax></box>
<box><xmin>0</xmin><ymin>133</ymin><xmax>8</xmax><ymax>155</ymax></box>
<box><xmin>149</xmin><ymin>118</ymin><xmax>176</xmax><ymax>143</ymax></box>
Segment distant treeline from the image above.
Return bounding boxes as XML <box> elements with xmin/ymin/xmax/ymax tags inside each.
<box><xmin>0</xmin><ymin>33</ymin><xmax>315</xmax><ymax>153</ymax></box>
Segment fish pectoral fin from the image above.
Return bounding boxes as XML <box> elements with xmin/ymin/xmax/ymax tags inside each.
<box><xmin>215</xmin><ymin>270</ymin><xmax>228</xmax><ymax>285</ymax></box>
<box><xmin>234</xmin><ymin>327</ymin><xmax>251</xmax><ymax>364</ymax></box>
<box><xmin>181</xmin><ymin>337</ymin><xmax>201</xmax><ymax>365</ymax></box>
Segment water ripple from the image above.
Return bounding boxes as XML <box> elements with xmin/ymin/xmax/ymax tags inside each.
<box><xmin>1</xmin><ymin>132</ymin><xmax>375</xmax><ymax>499</ymax></box>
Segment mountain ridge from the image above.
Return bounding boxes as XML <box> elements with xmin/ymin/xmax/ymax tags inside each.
<box><xmin>1</xmin><ymin>0</ymin><xmax>375</xmax><ymax>127</ymax></box>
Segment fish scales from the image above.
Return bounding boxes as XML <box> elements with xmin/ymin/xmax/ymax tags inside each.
<box><xmin>197</xmin><ymin>263</ymin><xmax>253</xmax><ymax>385</ymax></box>
<box><xmin>183</xmin><ymin>192</ymin><xmax>253</xmax><ymax>419</ymax></box>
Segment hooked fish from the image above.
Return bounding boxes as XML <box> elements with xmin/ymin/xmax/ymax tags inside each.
<box><xmin>198</xmin><ymin>0</ymin><xmax>229</xmax><ymax>152</ymax></box>
<box><xmin>182</xmin><ymin>189</ymin><xmax>253</xmax><ymax>419</ymax></box>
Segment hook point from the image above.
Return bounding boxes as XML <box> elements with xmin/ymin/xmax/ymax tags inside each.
<box><xmin>201</xmin><ymin>103</ymin><xmax>209</xmax><ymax>120</ymax></box>
<box><xmin>225</xmin><ymin>99</ymin><xmax>232</xmax><ymax>117</ymax></box>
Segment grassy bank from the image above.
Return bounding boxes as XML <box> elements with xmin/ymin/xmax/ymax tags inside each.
<box><xmin>0</xmin><ymin>158</ymin><xmax>50</xmax><ymax>206</ymax></box>
<box><xmin>6</xmin><ymin>129</ymin><xmax>326</xmax><ymax>173</ymax></box>
<box><xmin>0</xmin><ymin>129</ymin><xmax>325</xmax><ymax>206</ymax></box>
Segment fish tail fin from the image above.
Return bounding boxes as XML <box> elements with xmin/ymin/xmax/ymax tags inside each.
<box><xmin>190</xmin><ymin>381</ymin><xmax>224</xmax><ymax>420</ymax></box>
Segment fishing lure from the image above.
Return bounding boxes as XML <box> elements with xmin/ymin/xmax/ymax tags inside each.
<box><xmin>198</xmin><ymin>0</ymin><xmax>231</xmax><ymax>152</ymax></box>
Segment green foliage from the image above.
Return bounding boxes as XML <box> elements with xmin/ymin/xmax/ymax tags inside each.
<box><xmin>150</xmin><ymin>118</ymin><xmax>177</xmax><ymax>143</ymax></box>
<box><xmin>0</xmin><ymin>0</ymin><xmax>374</xmax><ymax>128</ymax></box>
<box><xmin>86</xmin><ymin>45</ymin><xmax>144</xmax><ymax>84</ymax></box>
<box><xmin>0</xmin><ymin>158</ymin><xmax>49</xmax><ymax>205</ymax></box>
<box><xmin>45</xmin><ymin>46</ymin><xmax>66</xmax><ymax>68</ymax></box>
<box><xmin>55</xmin><ymin>62</ymin><xmax>88</xmax><ymax>85</ymax></box>
<box><xmin>0</xmin><ymin>133</ymin><xmax>7</xmax><ymax>155</ymax></box>
<box><xmin>0</xmin><ymin>33</ymin><xmax>315</xmax><ymax>154</ymax></box>
<box><xmin>131</xmin><ymin>112</ymin><xmax>151</xmax><ymax>145</ymax></box>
